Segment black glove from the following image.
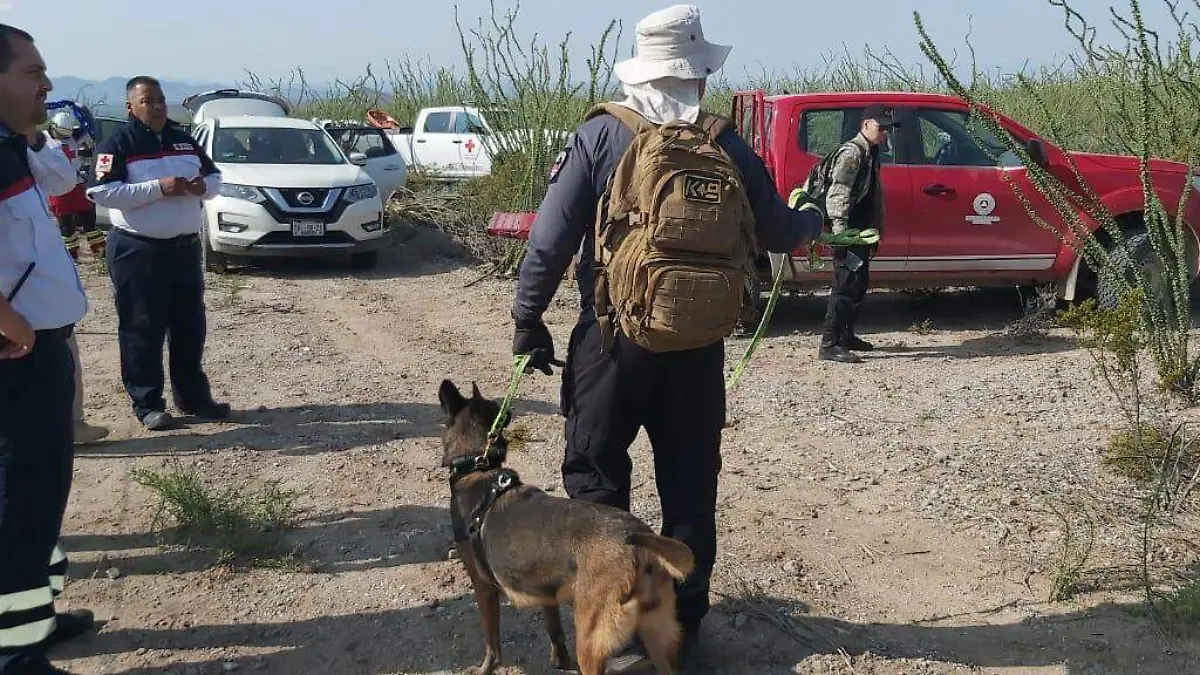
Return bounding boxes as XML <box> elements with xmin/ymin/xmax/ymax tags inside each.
<box><xmin>513</xmin><ymin>316</ymin><xmax>565</xmax><ymax>375</ymax></box>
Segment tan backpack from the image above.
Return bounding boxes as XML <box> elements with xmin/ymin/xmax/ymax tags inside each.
<box><xmin>587</xmin><ymin>102</ymin><xmax>758</xmax><ymax>354</ymax></box>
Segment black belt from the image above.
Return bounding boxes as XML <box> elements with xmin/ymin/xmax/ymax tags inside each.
<box><xmin>35</xmin><ymin>325</ymin><xmax>74</xmax><ymax>340</ymax></box>
<box><xmin>112</xmin><ymin>228</ymin><xmax>198</xmax><ymax>245</ymax></box>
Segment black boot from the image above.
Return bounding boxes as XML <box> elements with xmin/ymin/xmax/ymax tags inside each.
<box><xmin>842</xmin><ymin>333</ymin><xmax>874</xmax><ymax>351</ymax></box>
<box><xmin>842</xmin><ymin>302</ymin><xmax>873</xmax><ymax>351</ymax></box>
<box><xmin>41</xmin><ymin>609</ymin><xmax>95</xmax><ymax>651</ymax></box>
<box><xmin>818</xmin><ymin>343</ymin><xmax>862</xmax><ymax>363</ymax></box>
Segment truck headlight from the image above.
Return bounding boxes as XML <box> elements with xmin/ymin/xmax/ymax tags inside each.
<box><xmin>219</xmin><ymin>184</ymin><xmax>267</xmax><ymax>204</ymax></box>
<box><xmin>343</xmin><ymin>183</ymin><xmax>378</xmax><ymax>204</ymax></box>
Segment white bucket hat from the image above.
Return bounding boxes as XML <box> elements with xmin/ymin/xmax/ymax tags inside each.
<box><xmin>613</xmin><ymin>5</ymin><xmax>732</xmax><ymax>85</ymax></box>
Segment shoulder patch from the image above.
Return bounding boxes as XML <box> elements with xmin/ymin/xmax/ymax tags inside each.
<box><xmin>95</xmin><ymin>153</ymin><xmax>113</xmax><ymax>178</ymax></box>
<box><xmin>172</xmin><ymin>142</ymin><xmax>193</xmax><ymax>151</ymax></box>
<box><xmin>548</xmin><ymin>148</ymin><xmax>569</xmax><ymax>183</ymax></box>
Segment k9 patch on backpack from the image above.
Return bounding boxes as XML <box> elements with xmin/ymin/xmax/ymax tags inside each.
<box><xmin>585</xmin><ymin>102</ymin><xmax>758</xmax><ymax>353</ymax></box>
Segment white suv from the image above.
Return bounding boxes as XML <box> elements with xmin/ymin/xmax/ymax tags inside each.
<box><xmin>182</xmin><ymin>90</ymin><xmax>387</xmax><ymax>272</ymax></box>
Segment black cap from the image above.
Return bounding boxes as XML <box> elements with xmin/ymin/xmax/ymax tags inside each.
<box><xmin>862</xmin><ymin>104</ymin><xmax>897</xmax><ymax>127</ymax></box>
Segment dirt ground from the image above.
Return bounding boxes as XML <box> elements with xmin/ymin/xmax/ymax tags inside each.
<box><xmin>49</xmin><ymin>221</ymin><xmax>1200</xmax><ymax>675</ymax></box>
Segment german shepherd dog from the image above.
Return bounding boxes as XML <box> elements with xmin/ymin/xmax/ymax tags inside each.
<box><xmin>438</xmin><ymin>379</ymin><xmax>696</xmax><ymax>675</ymax></box>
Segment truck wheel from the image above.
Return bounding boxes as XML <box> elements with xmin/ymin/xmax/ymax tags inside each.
<box><xmin>350</xmin><ymin>250</ymin><xmax>379</xmax><ymax>270</ymax></box>
<box><xmin>736</xmin><ymin>270</ymin><xmax>768</xmax><ymax>335</ymax></box>
<box><xmin>1095</xmin><ymin>230</ymin><xmax>1176</xmax><ymax>318</ymax></box>
<box><xmin>203</xmin><ymin>231</ymin><xmax>230</xmax><ymax>274</ymax></box>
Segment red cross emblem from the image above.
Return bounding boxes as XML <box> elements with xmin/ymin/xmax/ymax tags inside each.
<box><xmin>464</xmin><ymin>138</ymin><xmax>476</xmax><ymax>153</ymax></box>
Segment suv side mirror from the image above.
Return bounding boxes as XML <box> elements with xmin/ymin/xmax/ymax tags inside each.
<box><xmin>348</xmin><ymin>151</ymin><xmax>368</xmax><ymax>166</ymax></box>
<box><xmin>1027</xmin><ymin>138</ymin><xmax>1050</xmax><ymax>168</ymax></box>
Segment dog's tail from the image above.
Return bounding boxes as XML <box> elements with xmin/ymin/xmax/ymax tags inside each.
<box><xmin>629</xmin><ymin>532</ymin><xmax>695</xmax><ymax>581</ymax></box>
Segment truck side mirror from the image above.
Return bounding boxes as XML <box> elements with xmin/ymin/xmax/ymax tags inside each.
<box><xmin>1027</xmin><ymin>138</ymin><xmax>1050</xmax><ymax>168</ymax></box>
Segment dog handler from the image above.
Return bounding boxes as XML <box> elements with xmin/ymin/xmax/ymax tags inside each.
<box><xmin>510</xmin><ymin>4</ymin><xmax>827</xmax><ymax>668</ymax></box>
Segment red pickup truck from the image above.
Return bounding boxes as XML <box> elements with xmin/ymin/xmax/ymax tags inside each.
<box><xmin>487</xmin><ymin>90</ymin><xmax>1200</xmax><ymax>305</ymax></box>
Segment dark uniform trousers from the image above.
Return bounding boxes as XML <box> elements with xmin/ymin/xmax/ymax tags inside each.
<box><xmin>560</xmin><ymin>318</ymin><xmax>724</xmax><ymax>628</ymax></box>
<box><xmin>820</xmin><ymin>243</ymin><xmax>873</xmax><ymax>348</ymax></box>
<box><xmin>57</xmin><ymin>209</ymin><xmax>100</xmax><ymax>243</ymax></box>
<box><xmin>106</xmin><ymin>228</ymin><xmax>213</xmax><ymax>419</ymax></box>
<box><xmin>0</xmin><ymin>326</ymin><xmax>75</xmax><ymax>664</ymax></box>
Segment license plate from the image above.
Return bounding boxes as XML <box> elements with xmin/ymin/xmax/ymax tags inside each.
<box><xmin>292</xmin><ymin>221</ymin><xmax>325</xmax><ymax>237</ymax></box>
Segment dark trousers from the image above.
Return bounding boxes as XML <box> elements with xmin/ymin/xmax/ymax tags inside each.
<box><xmin>560</xmin><ymin>319</ymin><xmax>724</xmax><ymax>628</ymax></box>
<box><xmin>821</xmin><ymin>244</ymin><xmax>872</xmax><ymax>348</ymax></box>
<box><xmin>56</xmin><ymin>209</ymin><xmax>98</xmax><ymax>239</ymax></box>
<box><xmin>106</xmin><ymin>228</ymin><xmax>213</xmax><ymax>419</ymax></box>
<box><xmin>0</xmin><ymin>326</ymin><xmax>75</xmax><ymax>669</ymax></box>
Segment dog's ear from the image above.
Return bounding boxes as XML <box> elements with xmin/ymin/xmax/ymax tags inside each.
<box><xmin>470</xmin><ymin>381</ymin><xmax>484</xmax><ymax>402</ymax></box>
<box><xmin>438</xmin><ymin>379</ymin><xmax>467</xmax><ymax>424</ymax></box>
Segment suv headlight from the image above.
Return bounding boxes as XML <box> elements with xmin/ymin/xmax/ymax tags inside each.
<box><xmin>219</xmin><ymin>184</ymin><xmax>267</xmax><ymax>204</ymax></box>
<box><xmin>343</xmin><ymin>183</ymin><xmax>378</xmax><ymax>204</ymax></box>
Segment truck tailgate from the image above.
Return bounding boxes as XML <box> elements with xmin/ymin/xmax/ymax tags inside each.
<box><xmin>486</xmin><ymin>211</ymin><xmax>535</xmax><ymax>240</ymax></box>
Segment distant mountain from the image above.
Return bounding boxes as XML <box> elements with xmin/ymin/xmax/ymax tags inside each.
<box><xmin>50</xmin><ymin>77</ymin><xmax>238</xmax><ymax>108</ymax></box>
<box><xmin>50</xmin><ymin>76</ymin><xmax>368</xmax><ymax>122</ymax></box>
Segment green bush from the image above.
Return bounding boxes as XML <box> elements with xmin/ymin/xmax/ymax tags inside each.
<box><xmin>131</xmin><ymin>464</ymin><xmax>301</xmax><ymax>564</ymax></box>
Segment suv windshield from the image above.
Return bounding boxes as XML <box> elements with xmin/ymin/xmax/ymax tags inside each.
<box><xmin>212</xmin><ymin>127</ymin><xmax>346</xmax><ymax>165</ymax></box>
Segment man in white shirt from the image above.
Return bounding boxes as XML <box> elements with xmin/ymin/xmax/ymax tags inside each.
<box><xmin>0</xmin><ymin>23</ymin><xmax>95</xmax><ymax>675</ymax></box>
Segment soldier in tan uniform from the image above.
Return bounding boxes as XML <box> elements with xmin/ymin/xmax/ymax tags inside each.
<box><xmin>818</xmin><ymin>104</ymin><xmax>892</xmax><ymax>363</ymax></box>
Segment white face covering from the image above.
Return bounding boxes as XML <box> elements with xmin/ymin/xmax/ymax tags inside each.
<box><xmin>612</xmin><ymin>76</ymin><xmax>703</xmax><ymax>125</ymax></box>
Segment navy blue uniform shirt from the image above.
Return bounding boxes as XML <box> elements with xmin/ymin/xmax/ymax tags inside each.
<box><xmin>513</xmin><ymin>112</ymin><xmax>824</xmax><ymax>325</ymax></box>
<box><xmin>87</xmin><ymin>116</ymin><xmax>221</xmax><ymax>239</ymax></box>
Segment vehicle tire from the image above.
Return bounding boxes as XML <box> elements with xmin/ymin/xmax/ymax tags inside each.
<box><xmin>350</xmin><ymin>250</ymin><xmax>379</xmax><ymax>270</ymax></box>
<box><xmin>1094</xmin><ymin>229</ymin><xmax>1182</xmax><ymax>323</ymax></box>
<box><xmin>736</xmin><ymin>263</ymin><xmax>769</xmax><ymax>334</ymax></box>
<box><xmin>203</xmin><ymin>231</ymin><xmax>230</xmax><ymax>274</ymax></box>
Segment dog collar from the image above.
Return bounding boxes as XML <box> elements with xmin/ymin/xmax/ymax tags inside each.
<box><xmin>450</xmin><ymin>448</ymin><xmax>506</xmax><ymax>479</ymax></box>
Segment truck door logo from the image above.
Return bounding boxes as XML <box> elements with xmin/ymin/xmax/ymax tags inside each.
<box><xmin>966</xmin><ymin>192</ymin><xmax>1000</xmax><ymax>225</ymax></box>
<box><xmin>683</xmin><ymin>174</ymin><xmax>723</xmax><ymax>204</ymax></box>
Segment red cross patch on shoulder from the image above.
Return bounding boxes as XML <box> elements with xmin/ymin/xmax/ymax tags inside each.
<box><xmin>95</xmin><ymin>153</ymin><xmax>113</xmax><ymax>178</ymax></box>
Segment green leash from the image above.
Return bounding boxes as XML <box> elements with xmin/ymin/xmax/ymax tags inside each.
<box><xmin>724</xmin><ymin>228</ymin><xmax>880</xmax><ymax>390</ymax></box>
<box><xmin>486</xmin><ymin>353</ymin><xmax>531</xmax><ymax>450</ymax></box>
<box><xmin>725</xmin><ymin>257</ymin><xmax>788</xmax><ymax>390</ymax></box>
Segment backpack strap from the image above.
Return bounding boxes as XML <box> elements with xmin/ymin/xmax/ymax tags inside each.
<box><xmin>586</xmin><ymin>102</ymin><xmax>657</xmax><ymax>135</ymax></box>
<box><xmin>695</xmin><ymin>111</ymin><xmax>730</xmax><ymax>139</ymax></box>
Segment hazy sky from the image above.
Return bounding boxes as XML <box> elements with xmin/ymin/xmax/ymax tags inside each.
<box><xmin>0</xmin><ymin>1</ymin><xmax>1178</xmax><ymax>85</ymax></box>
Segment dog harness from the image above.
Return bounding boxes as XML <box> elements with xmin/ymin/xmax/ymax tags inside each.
<box><xmin>450</xmin><ymin>446</ymin><xmax>523</xmax><ymax>585</ymax></box>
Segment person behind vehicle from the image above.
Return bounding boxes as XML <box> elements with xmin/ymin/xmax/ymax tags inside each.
<box><xmin>0</xmin><ymin>23</ymin><xmax>97</xmax><ymax>675</ymax></box>
<box><xmin>45</xmin><ymin>110</ymin><xmax>104</xmax><ymax>261</ymax></box>
<box><xmin>38</xmin><ymin>108</ymin><xmax>110</xmax><ymax>445</ymax></box>
<box><xmin>86</xmin><ymin>76</ymin><xmax>231</xmax><ymax>431</ymax></box>
<box><xmin>26</xmin><ymin>110</ymin><xmax>112</xmax><ymax>446</ymax></box>
<box><xmin>509</xmin><ymin>5</ymin><xmax>829</xmax><ymax>669</ymax></box>
<box><xmin>813</xmin><ymin>104</ymin><xmax>892</xmax><ymax>364</ymax></box>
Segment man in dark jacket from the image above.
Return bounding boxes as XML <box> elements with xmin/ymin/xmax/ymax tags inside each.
<box><xmin>509</xmin><ymin>5</ymin><xmax>829</xmax><ymax>669</ymax></box>
<box><xmin>816</xmin><ymin>104</ymin><xmax>893</xmax><ymax>363</ymax></box>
